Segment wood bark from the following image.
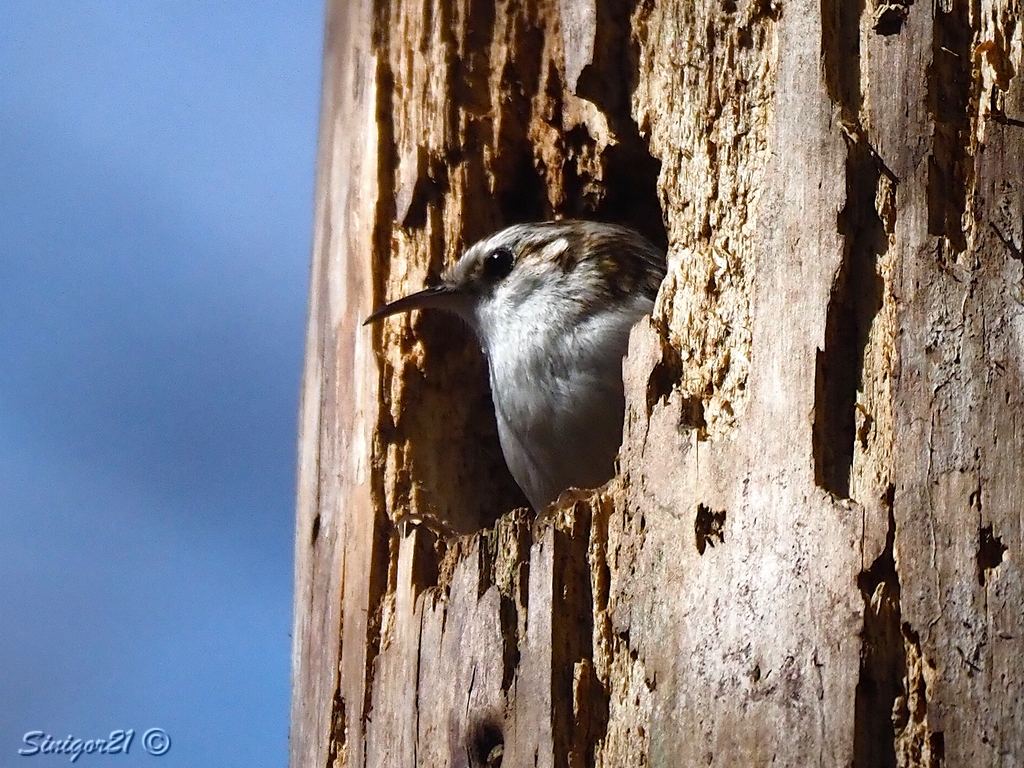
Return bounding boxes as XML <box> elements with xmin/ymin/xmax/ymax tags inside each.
<box><xmin>290</xmin><ymin>0</ymin><xmax>1024</xmax><ymax>765</ymax></box>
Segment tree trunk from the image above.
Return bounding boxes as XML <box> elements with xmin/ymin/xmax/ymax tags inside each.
<box><xmin>290</xmin><ymin>0</ymin><xmax>1024</xmax><ymax>765</ymax></box>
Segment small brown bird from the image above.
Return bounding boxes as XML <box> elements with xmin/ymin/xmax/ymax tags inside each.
<box><xmin>366</xmin><ymin>220</ymin><xmax>666</xmax><ymax>510</ymax></box>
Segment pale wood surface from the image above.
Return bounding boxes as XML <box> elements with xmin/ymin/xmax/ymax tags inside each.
<box><xmin>290</xmin><ymin>0</ymin><xmax>1024</xmax><ymax>765</ymax></box>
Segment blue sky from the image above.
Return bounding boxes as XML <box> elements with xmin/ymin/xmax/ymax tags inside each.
<box><xmin>1</xmin><ymin>2</ymin><xmax>323</xmax><ymax>765</ymax></box>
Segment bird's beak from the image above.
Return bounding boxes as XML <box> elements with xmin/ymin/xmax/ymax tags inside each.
<box><xmin>363</xmin><ymin>284</ymin><xmax>462</xmax><ymax>326</ymax></box>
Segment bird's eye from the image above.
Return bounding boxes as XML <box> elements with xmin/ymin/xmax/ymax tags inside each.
<box><xmin>482</xmin><ymin>246</ymin><xmax>515</xmax><ymax>281</ymax></box>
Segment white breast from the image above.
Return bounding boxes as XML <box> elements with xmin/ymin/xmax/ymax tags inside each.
<box><xmin>476</xmin><ymin>286</ymin><xmax>653</xmax><ymax>510</ymax></box>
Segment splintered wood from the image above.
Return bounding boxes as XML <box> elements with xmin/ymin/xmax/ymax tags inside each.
<box><xmin>291</xmin><ymin>0</ymin><xmax>1024</xmax><ymax>765</ymax></box>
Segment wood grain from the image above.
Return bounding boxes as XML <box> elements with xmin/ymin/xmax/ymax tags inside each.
<box><xmin>291</xmin><ymin>0</ymin><xmax>1024</xmax><ymax>764</ymax></box>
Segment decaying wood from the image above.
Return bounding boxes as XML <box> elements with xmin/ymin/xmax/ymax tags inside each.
<box><xmin>291</xmin><ymin>0</ymin><xmax>1024</xmax><ymax>765</ymax></box>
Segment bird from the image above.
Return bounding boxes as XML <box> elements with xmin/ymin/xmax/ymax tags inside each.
<box><xmin>365</xmin><ymin>220</ymin><xmax>666</xmax><ymax>512</ymax></box>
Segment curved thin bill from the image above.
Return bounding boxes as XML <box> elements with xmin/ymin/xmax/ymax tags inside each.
<box><xmin>363</xmin><ymin>284</ymin><xmax>460</xmax><ymax>325</ymax></box>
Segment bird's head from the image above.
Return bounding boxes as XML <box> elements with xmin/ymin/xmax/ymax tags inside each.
<box><xmin>364</xmin><ymin>220</ymin><xmax>665</xmax><ymax>346</ymax></box>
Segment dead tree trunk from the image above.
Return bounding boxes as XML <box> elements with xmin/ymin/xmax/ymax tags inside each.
<box><xmin>290</xmin><ymin>0</ymin><xmax>1024</xmax><ymax>765</ymax></box>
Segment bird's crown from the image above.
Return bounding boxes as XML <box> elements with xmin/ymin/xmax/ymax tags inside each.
<box><xmin>446</xmin><ymin>220</ymin><xmax>665</xmax><ymax>307</ymax></box>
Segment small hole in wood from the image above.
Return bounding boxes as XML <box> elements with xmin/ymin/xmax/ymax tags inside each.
<box><xmin>977</xmin><ymin>524</ymin><xmax>1007</xmax><ymax>585</ymax></box>
<box><xmin>695</xmin><ymin>504</ymin><xmax>726</xmax><ymax>555</ymax></box>
<box><xmin>469</xmin><ymin>718</ymin><xmax>504</xmax><ymax>767</ymax></box>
